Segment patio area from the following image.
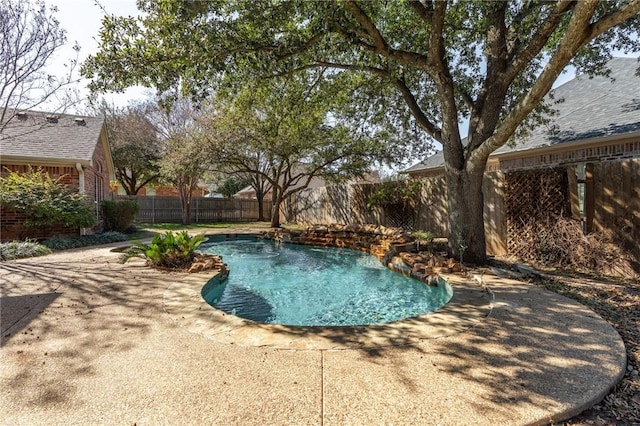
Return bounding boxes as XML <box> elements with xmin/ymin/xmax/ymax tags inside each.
<box><xmin>0</xmin><ymin>228</ymin><xmax>627</xmax><ymax>425</ymax></box>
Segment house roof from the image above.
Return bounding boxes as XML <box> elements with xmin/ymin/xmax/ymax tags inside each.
<box><xmin>406</xmin><ymin>57</ymin><xmax>640</xmax><ymax>174</ymax></box>
<box><xmin>404</xmin><ymin>150</ymin><xmax>447</xmax><ymax>173</ymax></box>
<box><xmin>1</xmin><ymin>110</ymin><xmax>108</xmax><ymax>166</ymax></box>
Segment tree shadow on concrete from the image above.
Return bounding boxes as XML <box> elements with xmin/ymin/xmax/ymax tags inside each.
<box><xmin>1</xmin><ymin>250</ymin><xmax>626</xmax><ymax>424</ymax></box>
<box><xmin>423</xmin><ymin>281</ymin><xmax>626</xmax><ymax>423</ymax></box>
<box><xmin>0</xmin><ymin>251</ymin><xmax>168</xmax><ymax>408</ymax></box>
<box><xmin>1</xmin><ymin>292</ymin><xmax>60</xmax><ymax>346</ymax></box>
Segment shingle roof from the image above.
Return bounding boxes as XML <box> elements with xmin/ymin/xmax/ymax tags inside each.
<box><xmin>1</xmin><ymin>110</ymin><xmax>106</xmax><ymax>164</ymax></box>
<box><xmin>404</xmin><ymin>150</ymin><xmax>445</xmax><ymax>173</ymax></box>
<box><xmin>406</xmin><ymin>57</ymin><xmax>640</xmax><ymax>173</ymax></box>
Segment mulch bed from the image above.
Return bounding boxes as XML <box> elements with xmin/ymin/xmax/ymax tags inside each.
<box><xmin>493</xmin><ymin>260</ymin><xmax>640</xmax><ymax>425</ymax></box>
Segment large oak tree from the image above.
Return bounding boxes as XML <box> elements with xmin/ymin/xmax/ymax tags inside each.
<box><xmin>203</xmin><ymin>74</ymin><xmax>388</xmax><ymax>227</ymax></box>
<box><xmin>83</xmin><ymin>0</ymin><xmax>640</xmax><ymax>262</ymax></box>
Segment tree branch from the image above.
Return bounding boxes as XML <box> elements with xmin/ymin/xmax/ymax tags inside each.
<box><xmin>467</xmin><ymin>2</ymin><xmax>509</xmax><ymax>154</ymax></box>
<box><xmin>426</xmin><ymin>1</ymin><xmax>464</xmax><ymax>171</ymax></box>
<box><xmin>283</xmin><ymin>60</ymin><xmax>443</xmax><ymax>142</ymax></box>
<box><xmin>505</xmin><ymin>1</ymin><xmax>576</xmax><ymax>81</ymax></box>
<box><xmin>342</xmin><ymin>0</ymin><xmax>388</xmax><ymax>52</ymax></box>
<box><xmin>393</xmin><ymin>76</ymin><xmax>442</xmax><ymax>141</ymax></box>
<box><xmin>408</xmin><ymin>0</ymin><xmax>434</xmax><ymax>24</ymax></box>
<box><xmin>586</xmin><ymin>0</ymin><xmax>640</xmax><ymax>41</ymax></box>
<box><xmin>339</xmin><ymin>1</ymin><xmax>430</xmax><ymax>68</ymax></box>
<box><xmin>472</xmin><ymin>0</ymin><xmax>599</xmax><ymax>165</ymax></box>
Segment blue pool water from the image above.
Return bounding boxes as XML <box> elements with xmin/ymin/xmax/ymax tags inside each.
<box><xmin>200</xmin><ymin>236</ymin><xmax>452</xmax><ymax>326</ymax></box>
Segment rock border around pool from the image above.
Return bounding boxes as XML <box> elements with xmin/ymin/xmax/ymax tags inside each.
<box><xmin>262</xmin><ymin>224</ymin><xmax>464</xmax><ymax>287</ymax></box>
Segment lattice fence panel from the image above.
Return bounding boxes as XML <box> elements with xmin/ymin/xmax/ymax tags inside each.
<box><xmin>384</xmin><ymin>204</ymin><xmax>415</xmax><ymax>231</ymax></box>
<box><xmin>505</xmin><ymin>169</ymin><xmax>567</xmax><ymax>259</ymax></box>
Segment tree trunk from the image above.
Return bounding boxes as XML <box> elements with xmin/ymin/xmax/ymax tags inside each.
<box><xmin>118</xmin><ymin>172</ymin><xmax>137</xmax><ymax>195</ymax></box>
<box><xmin>179</xmin><ymin>181</ymin><xmax>192</xmax><ymax>225</ymax></box>
<box><xmin>270</xmin><ymin>190</ymin><xmax>281</xmax><ymax>228</ymax></box>
<box><xmin>256</xmin><ymin>190</ymin><xmax>266</xmax><ymax>221</ymax></box>
<box><xmin>445</xmin><ymin>165</ymin><xmax>487</xmax><ymax>264</ymax></box>
<box><xmin>181</xmin><ymin>197</ymin><xmax>192</xmax><ymax>225</ymax></box>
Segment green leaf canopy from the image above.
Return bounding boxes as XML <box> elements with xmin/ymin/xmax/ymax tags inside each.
<box><xmin>83</xmin><ymin>0</ymin><xmax>640</xmax><ymax>262</ymax></box>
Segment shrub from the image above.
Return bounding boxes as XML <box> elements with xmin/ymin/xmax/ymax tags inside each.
<box><xmin>42</xmin><ymin>232</ymin><xmax>128</xmax><ymax>250</ymax></box>
<box><xmin>412</xmin><ymin>230</ymin><xmax>435</xmax><ymax>243</ymax></box>
<box><xmin>0</xmin><ymin>167</ymin><xmax>96</xmax><ymax>229</ymax></box>
<box><xmin>101</xmin><ymin>200</ymin><xmax>140</xmax><ymax>232</ymax></box>
<box><xmin>121</xmin><ymin>231</ymin><xmax>206</xmax><ymax>269</ymax></box>
<box><xmin>0</xmin><ymin>240</ymin><xmax>52</xmax><ymax>261</ymax></box>
<box><xmin>367</xmin><ymin>180</ymin><xmax>422</xmax><ymax>210</ymax></box>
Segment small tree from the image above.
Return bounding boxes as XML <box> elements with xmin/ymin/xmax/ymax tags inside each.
<box><xmin>205</xmin><ymin>75</ymin><xmax>388</xmax><ymax>227</ymax></box>
<box><xmin>98</xmin><ymin>100</ymin><xmax>162</xmax><ymax>195</ymax></box>
<box><xmin>247</xmin><ymin>155</ymin><xmax>273</xmax><ymax>222</ymax></box>
<box><xmin>216</xmin><ymin>175</ymin><xmax>252</xmax><ymax>199</ymax></box>
<box><xmin>0</xmin><ymin>0</ymin><xmax>79</xmax><ymax>134</ymax></box>
<box><xmin>154</xmin><ymin>96</ymin><xmax>213</xmax><ymax>225</ymax></box>
<box><xmin>0</xmin><ymin>167</ymin><xmax>96</xmax><ymax>234</ymax></box>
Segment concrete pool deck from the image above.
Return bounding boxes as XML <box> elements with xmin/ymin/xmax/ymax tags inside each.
<box><xmin>0</xmin><ymin>228</ymin><xmax>627</xmax><ymax>425</ymax></box>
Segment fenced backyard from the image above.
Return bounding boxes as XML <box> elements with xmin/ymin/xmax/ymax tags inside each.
<box><xmin>114</xmin><ymin>195</ymin><xmax>272</xmax><ymax>224</ymax></box>
<box><xmin>292</xmin><ymin>173</ymin><xmax>505</xmax><ymax>253</ymax></box>
<box><xmin>291</xmin><ymin>158</ymin><xmax>640</xmax><ymax>263</ymax></box>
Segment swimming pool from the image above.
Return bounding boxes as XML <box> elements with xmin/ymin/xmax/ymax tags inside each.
<box><xmin>200</xmin><ymin>236</ymin><xmax>452</xmax><ymax>326</ymax></box>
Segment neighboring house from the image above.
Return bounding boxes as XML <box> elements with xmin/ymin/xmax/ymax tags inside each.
<box><xmin>1</xmin><ymin>110</ymin><xmax>114</xmax><ymax>240</ymax></box>
<box><xmin>232</xmin><ymin>185</ymin><xmax>259</xmax><ymax>199</ymax></box>
<box><xmin>406</xmin><ymin>57</ymin><xmax>640</xmax><ymax>177</ymax></box>
<box><xmin>405</xmin><ymin>57</ymin><xmax>640</xmax><ymax>255</ymax></box>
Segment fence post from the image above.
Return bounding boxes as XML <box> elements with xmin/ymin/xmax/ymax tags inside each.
<box><xmin>196</xmin><ymin>197</ymin><xmax>199</xmax><ymax>223</ymax></box>
<box><xmin>152</xmin><ymin>196</ymin><xmax>155</xmax><ymax>225</ymax></box>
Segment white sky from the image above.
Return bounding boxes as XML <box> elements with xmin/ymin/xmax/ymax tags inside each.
<box><xmin>47</xmin><ymin>0</ymin><xmax>147</xmax><ymax>110</ymax></box>
<box><xmin>48</xmin><ymin>1</ymin><xmax>637</xmax><ymax>127</ymax></box>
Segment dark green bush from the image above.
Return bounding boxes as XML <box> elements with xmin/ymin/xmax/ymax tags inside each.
<box><xmin>367</xmin><ymin>180</ymin><xmax>422</xmax><ymax>210</ymax></box>
<box><xmin>0</xmin><ymin>240</ymin><xmax>52</xmax><ymax>261</ymax></box>
<box><xmin>121</xmin><ymin>231</ymin><xmax>206</xmax><ymax>269</ymax></box>
<box><xmin>101</xmin><ymin>200</ymin><xmax>139</xmax><ymax>232</ymax></box>
<box><xmin>0</xmin><ymin>167</ymin><xmax>96</xmax><ymax>229</ymax></box>
<box><xmin>42</xmin><ymin>232</ymin><xmax>128</xmax><ymax>250</ymax></box>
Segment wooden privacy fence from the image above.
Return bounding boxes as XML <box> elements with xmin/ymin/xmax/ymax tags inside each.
<box><xmin>292</xmin><ymin>180</ymin><xmax>451</xmax><ymax>234</ymax></box>
<box><xmin>289</xmin><ymin>158</ymin><xmax>640</xmax><ymax>260</ymax></box>
<box><xmin>114</xmin><ymin>196</ymin><xmax>271</xmax><ymax>223</ymax></box>
<box><xmin>589</xmin><ymin>158</ymin><xmax>640</xmax><ymax>256</ymax></box>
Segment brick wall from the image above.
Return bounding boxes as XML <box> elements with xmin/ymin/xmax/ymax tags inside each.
<box><xmin>153</xmin><ymin>185</ymin><xmax>205</xmax><ymax>197</ymax></box>
<box><xmin>499</xmin><ymin>139</ymin><xmax>640</xmax><ymax>171</ymax></box>
<box><xmin>83</xmin><ymin>137</ymin><xmax>111</xmax><ymax>228</ymax></box>
<box><xmin>0</xmin><ymin>163</ymin><xmax>88</xmax><ymax>241</ymax></box>
<box><xmin>1</xmin><ymin>164</ymin><xmax>80</xmax><ymax>188</ymax></box>
<box><xmin>0</xmin><ymin>206</ymin><xmax>79</xmax><ymax>241</ymax></box>
<box><xmin>109</xmin><ymin>184</ymin><xmax>203</xmax><ymax>197</ymax></box>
